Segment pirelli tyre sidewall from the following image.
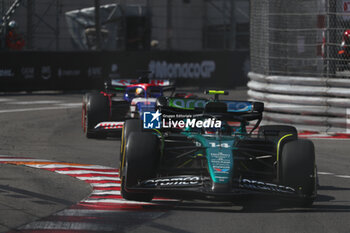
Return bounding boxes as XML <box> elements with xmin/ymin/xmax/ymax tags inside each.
<box><xmin>121</xmin><ymin>132</ymin><xmax>159</xmax><ymax>202</ymax></box>
<box><xmin>85</xmin><ymin>93</ymin><xmax>109</xmax><ymax>138</ymax></box>
<box><xmin>280</xmin><ymin>139</ymin><xmax>317</xmax><ymax>206</ymax></box>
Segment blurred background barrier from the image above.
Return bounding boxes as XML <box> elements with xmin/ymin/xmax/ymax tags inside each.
<box><xmin>0</xmin><ymin>0</ymin><xmax>251</xmax><ymax>91</ymax></box>
<box><xmin>249</xmin><ymin>0</ymin><xmax>350</xmax><ymax>133</ymax></box>
<box><xmin>0</xmin><ymin>50</ymin><xmax>249</xmax><ymax>92</ymax></box>
<box><xmin>0</xmin><ymin>0</ymin><xmax>250</xmax><ymax>51</ymax></box>
<box><xmin>248</xmin><ymin>72</ymin><xmax>350</xmax><ymax>133</ymax></box>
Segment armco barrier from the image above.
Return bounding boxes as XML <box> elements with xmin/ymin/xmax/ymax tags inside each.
<box><xmin>248</xmin><ymin>72</ymin><xmax>350</xmax><ymax>133</ymax></box>
<box><xmin>0</xmin><ymin>51</ymin><xmax>249</xmax><ymax>92</ymax></box>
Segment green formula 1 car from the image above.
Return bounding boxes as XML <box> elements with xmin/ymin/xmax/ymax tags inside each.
<box><xmin>119</xmin><ymin>90</ymin><xmax>317</xmax><ymax>206</ymax></box>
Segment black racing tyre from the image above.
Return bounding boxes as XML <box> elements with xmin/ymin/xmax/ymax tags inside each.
<box><xmin>121</xmin><ymin>132</ymin><xmax>159</xmax><ymax>202</ymax></box>
<box><xmin>82</xmin><ymin>93</ymin><xmax>91</xmax><ymax>132</ymax></box>
<box><xmin>259</xmin><ymin>125</ymin><xmax>298</xmax><ymax>142</ymax></box>
<box><xmin>280</xmin><ymin>139</ymin><xmax>317</xmax><ymax>206</ymax></box>
<box><xmin>85</xmin><ymin>93</ymin><xmax>109</xmax><ymax>138</ymax></box>
<box><xmin>119</xmin><ymin>119</ymin><xmax>142</xmax><ymax>173</ymax></box>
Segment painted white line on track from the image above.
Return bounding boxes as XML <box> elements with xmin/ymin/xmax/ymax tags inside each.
<box><xmin>0</xmin><ymin>158</ymin><xmax>54</xmax><ymax>162</ymax></box>
<box><xmin>90</xmin><ymin>183</ymin><xmax>121</xmax><ymax>187</ymax></box>
<box><xmin>318</xmin><ymin>172</ymin><xmax>335</xmax><ymax>175</ymax></box>
<box><xmin>54</xmin><ymin>209</ymin><xmax>164</xmax><ymax>218</ymax></box>
<box><xmin>55</xmin><ymin>209</ymin><xmax>126</xmax><ymax>216</ymax></box>
<box><xmin>57</xmin><ymin>103</ymin><xmax>82</xmax><ymax>107</ymax></box>
<box><xmin>81</xmin><ymin>199</ymin><xmax>156</xmax><ymax>205</ymax></box>
<box><xmin>22</xmin><ymin>221</ymin><xmax>116</xmax><ymax>231</ymax></box>
<box><xmin>318</xmin><ymin>171</ymin><xmax>350</xmax><ymax>179</ymax></box>
<box><xmin>77</xmin><ymin>177</ymin><xmax>120</xmax><ymax>181</ymax></box>
<box><xmin>55</xmin><ymin>170</ymin><xmax>118</xmax><ymax>175</ymax></box>
<box><xmin>0</xmin><ymin>105</ymin><xmax>80</xmax><ymax>114</ymax></box>
<box><xmin>335</xmin><ymin>175</ymin><xmax>350</xmax><ymax>179</ymax></box>
<box><xmin>304</xmin><ymin>137</ymin><xmax>350</xmax><ymax>140</ymax></box>
<box><xmin>28</xmin><ymin>164</ymin><xmax>113</xmax><ymax>169</ymax></box>
<box><xmin>8</xmin><ymin>100</ymin><xmax>63</xmax><ymax>105</ymax></box>
<box><xmin>92</xmin><ymin>190</ymin><xmax>121</xmax><ymax>195</ymax></box>
<box><xmin>54</xmin><ymin>209</ymin><xmax>130</xmax><ymax>217</ymax></box>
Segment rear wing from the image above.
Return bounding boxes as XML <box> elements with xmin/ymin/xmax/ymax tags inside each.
<box><xmin>165</xmin><ymin>97</ymin><xmax>263</xmax><ymax>113</ymax></box>
<box><xmin>158</xmin><ymin>97</ymin><xmax>264</xmax><ymax>131</ymax></box>
<box><xmin>223</xmin><ymin>101</ymin><xmax>264</xmax><ymax>113</ymax></box>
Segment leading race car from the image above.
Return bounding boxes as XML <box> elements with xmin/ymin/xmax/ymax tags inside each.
<box><xmin>119</xmin><ymin>90</ymin><xmax>317</xmax><ymax>206</ymax></box>
<box><xmin>82</xmin><ymin>76</ymin><xmax>175</xmax><ymax>138</ymax></box>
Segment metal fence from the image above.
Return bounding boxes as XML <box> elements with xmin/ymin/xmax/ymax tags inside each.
<box><xmin>249</xmin><ymin>0</ymin><xmax>350</xmax><ymax>133</ymax></box>
<box><xmin>250</xmin><ymin>0</ymin><xmax>329</xmax><ymax>77</ymax></box>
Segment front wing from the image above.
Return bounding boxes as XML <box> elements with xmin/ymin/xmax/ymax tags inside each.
<box><xmin>93</xmin><ymin>121</ymin><xmax>124</xmax><ymax>133</ymax></box>
<box><xmin>124</xmin><ymin>175</ymin><xmax>307</xmax><ymax>200</ymax></box>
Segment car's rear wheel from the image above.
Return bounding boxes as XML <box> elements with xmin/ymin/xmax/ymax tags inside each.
<box><xmin>121</xmin><ymin>132</ymin><xmax>158</xmax><ymax>202</ymax></box>
<box><xmin>85</xmin><ymin>93</ymin><xmax>109</xmax><ymax>138</ymax></box>
<box><xmin>280</xmin><ymin>139</ymin><xmax>317</xmax><ymax>206</ymax></box>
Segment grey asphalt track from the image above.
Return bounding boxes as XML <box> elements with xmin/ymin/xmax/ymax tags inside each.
<box><xmin>0</xmin><ymin>89</ymin><xmax>349</xmax><ymax>233</ymax></box>
<box><xmin>0</xmin><ymin>164</ymin><xmax>92</xmax><ymax>232</ymax></box>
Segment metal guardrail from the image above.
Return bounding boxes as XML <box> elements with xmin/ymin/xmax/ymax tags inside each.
<box><xmin>248</xmin><ymin>72</ymin><xmax>350</xmax><ymax>133</ymax></box>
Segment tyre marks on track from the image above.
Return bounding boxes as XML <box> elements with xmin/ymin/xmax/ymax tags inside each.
<box><xmin>0</xmin><ymin>156</ymin><xmax>175</xmax><ymax>233</ymax></box>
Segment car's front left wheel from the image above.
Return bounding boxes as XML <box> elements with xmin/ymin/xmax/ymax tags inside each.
<box><xmin>121</xmin><ymin>132</ymin><xmax>159</xmax><ymax>202</ymax></box>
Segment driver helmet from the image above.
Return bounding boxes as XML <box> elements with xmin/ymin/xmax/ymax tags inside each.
<box><xmin>203</xmin><ymin>121</ymin><xmax>232</xmax><ymax>135</ymax></box>
<box><xmin>8</xmin><ymin>21</ymin><xmax>17</xmax><ymax>29</ymax></box>
<box><xmin>135</xmin><ymin>87</ymin><xmax>144</xmax><ymax>97</ymax></box>
<box><xmin>343</xmin><ymin>30</ymin><xmax>350</xmax><ymax>44</ymax></box>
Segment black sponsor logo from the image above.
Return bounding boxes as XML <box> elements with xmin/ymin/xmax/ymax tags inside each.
<box><xmin>88</xmin><ymin>67</ymin><xmax>102</xmax><ymax>78</ymax></box>
<box><xmin>41</xmin><ymin>66</ymin><xmax>51</xmax><ymax>80</ymax></box>
<box><xmin>142</xmin><ymin>176</ymin><xmax>201</xmax><ymax>187</ymax></box>
<box><xmin>239</xmin><ymin>178</ymin><xmax>295</xmax><ymax>194</ymax></box>
<box><xmin>108</xmin><ymin>63</ymin><xmax>120</xmax><ymax>79</ymax></box>
<box><xmin>21</xmin><ymin>67</ymin><xmax>35</xmax><ymax>79</ymax></box>
<box><xmin>58</xmin><ymin>68</ymin><xmax>80</xmax><ymax>77</ymax></box>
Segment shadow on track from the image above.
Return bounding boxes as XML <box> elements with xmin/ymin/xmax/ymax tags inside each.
<box><xmin>146</xmin><ymin>191</ymin><xmax>350</xmax><ymax>214</ymax></box>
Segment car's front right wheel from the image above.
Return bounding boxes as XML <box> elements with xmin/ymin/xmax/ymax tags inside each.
<box><xmin>280</xmin><ymin>139</ymin><xmax>317</xmax><ymax>206</ymax></box>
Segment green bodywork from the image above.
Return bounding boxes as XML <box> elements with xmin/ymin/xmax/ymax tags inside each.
<box><xmin>165</xmin><ymin>95</ymin><xmax>255</xmax><ymax>186</ymax></box>
<box><xmin>168</xmin><ymin>98</ymin><xmax>207</xmax><ymax>110</ymax></box>
<box><xmin>192</xmin><ymin>134</ymin><xmax>235</xmax><ymax>183</ymax></box>
<box><xmin>181</xmin><ymin>121</ymin><xmax>248</xmax><ymax>185</ymax></box>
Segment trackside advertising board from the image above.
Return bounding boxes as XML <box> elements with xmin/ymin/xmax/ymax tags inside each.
<box><xmin>0</xmin><ymin>50</ymin><xmax>248</xmax><ymax>91</ymax></box>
